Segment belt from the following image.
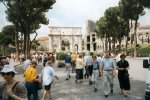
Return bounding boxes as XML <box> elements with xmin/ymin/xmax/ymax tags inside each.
<box><xmin>104</xmin><ymin>70</ymin><xmax>113</xmax><ymax>71</ymax></box>
<box><xmin>93</xmin><ymin>68</ymin><xmax>99</xmax><ymax>70</ymax></box>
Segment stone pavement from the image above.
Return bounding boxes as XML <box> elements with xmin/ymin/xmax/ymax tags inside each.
<box><xmin>0</xmin><ymin>58</ymin><xmax>148</xmax><ymax>100</ymax></box>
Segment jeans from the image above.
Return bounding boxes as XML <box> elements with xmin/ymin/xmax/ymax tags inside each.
<box><xmin>92</xmin><ymin>70</ymin><xmax>99</xmax><ymax>89</ymax></box>
<box><xmin>25</xmin><ymin>82</ymin><xmax>39</xmax><ymax>100</ymax></box>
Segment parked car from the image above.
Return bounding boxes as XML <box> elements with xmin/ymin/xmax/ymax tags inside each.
<box><xmin>143</xmin><ymin>55</ymin><xmax>150</xmax><ymax>100</ymax></box>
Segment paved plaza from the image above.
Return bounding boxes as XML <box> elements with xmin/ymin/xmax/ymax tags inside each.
<box><xmin>0</xmin><ymin>57</ymin><xmax>149</xmax><ymax>100</ymax></box>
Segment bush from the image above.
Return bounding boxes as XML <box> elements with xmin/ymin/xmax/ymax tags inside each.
<box><xmin>57</xmin><ymin>52</ymin><xmax>67</xmax><ymax>60</ymax></box>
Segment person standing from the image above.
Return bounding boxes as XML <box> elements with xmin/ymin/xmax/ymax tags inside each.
<box><xmin>41</xmin><ymin>61</ymin><xmax>58</xmax><ymax>100</ymax></box>
<box><xmin>91</xmin><ymin>55</ymin><xmax>100</xmax><ymax>92</ymax></box>
<box><xmin>22</xmin><ymin>56</ymin><xmax>31</xmax><ymax>71</ymax></box>
<box><xmin>101</xmin><ymin>51</ymin><xmax>116</xmax><ymax>98</ymax></box>
<box><xmin>71</xmin><ymin>53</ymin><xmax>77</xmax><ymax>73</ymax></box>
<box><xmin>75</xmin><ymin>54</ymin><xmax>84</xmax><ymax>83</ymax></box>
<box><xmin>86</xmin><ymin>54</ymin><xmax>93</xmax><ymax>85</ymax></box>
<box><xmin>65</xmin><ymin>53</ymin><xmax>72</xmax><ymax>80</ymax></box>
<box><xmin>83</xmin><ymin>53</ymin><xmax>89</xmax><ymax>79</ymax></box>
<box><xmin>0</xmin><ymin>65</ymin><xmax>27</xmax><ymax>100</ymax></box>
<box><xmin>24</xmin><ymin>61</ymin><xmax>40</xmax><ymax>100</ymax></box>
<box><xmin>116</xmin><ymin>54</ymin><xmax>130</xmax><ymax>97</ymax></box>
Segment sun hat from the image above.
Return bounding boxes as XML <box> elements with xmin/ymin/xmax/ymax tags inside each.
<box><xmin>30</xmin><ymin>61</ymin><xmax>37</xmax><ymax>65</ymax></box>
<box><xmin>0</xmin><ymin>65</ymin><xmax>17</xmax><ymax>73</ymax></box>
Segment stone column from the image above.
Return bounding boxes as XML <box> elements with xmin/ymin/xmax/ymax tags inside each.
<box><xmin>48</xmin><ymin>35</ymin><xmax>52</xmax><ymax>52</ymax></box>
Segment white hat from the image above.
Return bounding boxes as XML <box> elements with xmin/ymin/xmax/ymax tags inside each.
<box><xmin>1</xmin><ymin>65</ymin><xmax>17</xmax><ymax>73</ymax></box>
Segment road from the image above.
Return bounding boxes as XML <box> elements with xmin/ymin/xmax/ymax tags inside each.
<box><xmin>0</xmin><ymin>58</ymin><xmax>148</xmax><ymax>100</ymax></box>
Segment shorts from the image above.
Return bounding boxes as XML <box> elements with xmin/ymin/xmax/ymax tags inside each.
<box><xmin>44</xmin><ymin>83</ymin><xmax>52</xmax><ymax>90</ymax></box>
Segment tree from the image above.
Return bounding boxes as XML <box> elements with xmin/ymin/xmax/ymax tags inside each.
<box><xmin>95</xmin><ymin>16</ymin><xmax>109</xmax><ymax>51</ymax></box>
<box><xmin>31</xmin><ymin>40</ymin><xmax>40</xmax><ymax>51</ymax></box>
<box><xmin>0</xmin><ymin>25</ymin><xmax>16</xmax><ymax>46</ymax></box>
<box><xmin>0</xmin><ymin>0</ymin><xmax>56</xmax><ymax>58</ymax></box>
<box><xmin>119</xmin><ymin>0</ymin><xmax>145</xmax><ymax>57</ymax></box>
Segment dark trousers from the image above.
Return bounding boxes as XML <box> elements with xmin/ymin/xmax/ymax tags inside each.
<box><xmin>76</xmin><ymin>69</ymin><xmax>83</xmax><ymax>80</ymax></box>
<box><xmin>25</xmin><ymin>82</ymin><xmax>39</xmax><ymax>100</ymax></box>
<box><xmin>71</xmin><ymin>61</ymin><xmax>76</xmax><ymax>73</ymax></box>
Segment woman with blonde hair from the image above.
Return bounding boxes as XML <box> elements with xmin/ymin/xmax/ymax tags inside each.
<box><xmin>75</xmin><ymin>54</ymin><xmax>84</xmax><ymax>83</ymax></box>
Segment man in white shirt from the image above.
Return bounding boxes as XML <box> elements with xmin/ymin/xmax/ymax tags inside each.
<box><xmin>41</xmin><ymin>61</ymin><xmax>58</xmax><ymax>100</ymax></box>
<box><xmin>22</xmin><ymin>57</ymin><xmax>31</xmax><ymax>71</ymax></box>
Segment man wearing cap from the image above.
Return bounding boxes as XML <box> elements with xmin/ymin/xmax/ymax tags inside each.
<box><xmin>101</xmin><ymin>51</ymin><xmax>116</xmax><ymax>98</ymax></box>
<box><xmin>24</xmin><ymin>61</ymin><xmax>40</xmax><ymax>100</ymax></box>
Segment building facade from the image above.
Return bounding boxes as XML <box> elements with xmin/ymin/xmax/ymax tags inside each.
<box><xmin>84</xmin><ymin>20</ymin><xmax>104</xmax><ymax>52</ymax></box>
<box><xmin>48</xmin><ymin>26</ymin><xmax>82</xmax><ymax>53</ymax></box>
<box><xmin>84</xmin><ymin>20</ymin><xmax>150</xmax><ymax>52</ymax></box>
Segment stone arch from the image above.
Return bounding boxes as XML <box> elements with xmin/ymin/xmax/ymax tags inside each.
<box><xmin>87</xmin><ymin>35</ymin><xmax>90</xmax><ymax>42</ymax></box>
<box><xmin>92</xmin><ymin>34</ymin><xmax>96</xmax><ymax>42</ymax></box>
<box><xmin>87</xmin><ymin>43</ymin><xmax>90</xmax><ymax>51</ymax></box>
<box><xmin>93</xmin><ymin>43</ymin><xmax>96</xmax><ymax>51</ymax></box>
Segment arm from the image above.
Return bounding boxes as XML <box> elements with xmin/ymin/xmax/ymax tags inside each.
<box><xmin>55</xmin><ymin>75</ymin><xmax>58</xmax><ymax>80</ymax></box>
<box><xmin>7</xmin><ymin>83</ymin><xmax>27</xmax><ymax>100</ymax></box>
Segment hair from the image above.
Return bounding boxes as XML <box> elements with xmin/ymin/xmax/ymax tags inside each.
<box><xmin>79</xmin><ymin>54</ymin><xmax>82</xmax><ymax>58</ymax></box>
<box><xmin>8</xmin><ymin>71</ymin><xmax>15</xmax><ymax>77</ymax></box>
<box><xmin>120</xmin><ymin>54</ymin><xmax>126</xmax><ymax>58</ymax></box>
<box><xmin>47</xmin><ymin>61</ymin><xmax>52</xmax><ymax>66</ymax></box>
<box><xmin>105</xmin><ymin>51</ymin><xmax>111</xmax><ymax>56</ymax></box>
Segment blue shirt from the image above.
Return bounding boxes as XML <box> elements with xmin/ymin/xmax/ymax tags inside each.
<box><xmin>65</xmin><ymin>55</ymin><xmax>72</xmax><ymax>63</ymax></box>
<box><xmin>92</xmin><ymin>60</ymin><xmax>99</xmax><ymax>69</ymax></box>
<box><xmin>101</xmin><ymin>57</ymin><xmax>116</xmax><ymax>70</ymax></box>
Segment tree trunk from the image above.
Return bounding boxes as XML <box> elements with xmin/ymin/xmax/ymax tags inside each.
<box><xmin>105</xmin><ymin>38</ymin><xmax>108</xmax><ymax>51</ymax></box>
<box><xmin>15</xmin><ymin>31</ymin><xmax>19</xmax><ymax>61</ymax></box>
<box><xmin>125</xmin><ymin>36</ymin><xmax>128</xmax><ymax>55</ymax></box>
<box><xmin>108</xmin><ymin>38</ymin><xmax>111</xmax><ymax>51</ymax></box>
<box><xmin>112</xmin><ymin>39</ymin><xmax>115</xmax><ymax>52</ymax></box>
<box><xmin>133</xmin><ymin>19</ymin><xmax>138</xmax><ymax>57</ymax></box>
<box><xmin>119</xmin><ymin>39</ymin><xmax>121</xmax><ymax>52</ymax></box>
<box><xmin>23</xmin><ymin>33</ymin><xmax>27</xmax><ymax>54</ymax></box>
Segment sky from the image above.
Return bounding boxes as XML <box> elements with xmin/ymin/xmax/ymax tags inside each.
<box><xmin>0</xmin><ymin>0</ymin><xmax>150</xmax><ymax>38</ymax></box>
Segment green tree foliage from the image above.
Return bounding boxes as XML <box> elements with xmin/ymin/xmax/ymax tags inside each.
<box><xmin>119</xmin><ymin>0</ymin><xmax>145</xmax><ymax>57</ymax></box>
<box><xmin>0</xmin><ymin>25</ymin><xmax>16</xmax><ymax>46</ymax></box>
<box><xmin>0</xmin><ymin>0</ymin><xmax>56</xmax><ymax>55</ymax></box>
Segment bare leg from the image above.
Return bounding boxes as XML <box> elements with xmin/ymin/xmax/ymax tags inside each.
<box><xmin>42</xmin><ymin>91</ymin><xmax>47</xmax><ymax>100</ymax></box>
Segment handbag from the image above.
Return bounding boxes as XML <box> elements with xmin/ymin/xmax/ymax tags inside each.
<box><xmin>34</xmin><ymin>82</ymin><xmax>42</xmax><ymax>90</ymax></box>
<box><xmin>124</xmin><ymin>72</ymin><xmax>129</xmax><ymax>78</ymax></box>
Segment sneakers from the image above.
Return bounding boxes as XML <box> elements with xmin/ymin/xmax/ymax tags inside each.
<box><xmin>89</xmin><ymin>81</ymin><xmax>93</xmax><ymax>85</ymax></box>
<box><xmin>94</xmin><ymin>88</ymin><xmax>97</xmax><ymax>92</ymax></box>
<box><xmin>111</xmin><ymin>89</ymin><xmax>113</xmax><ymax>93</ymax></box>
<box><xmin>105</xmin><ymin>95</ymin><xmax>108</xmax><ymax>98</ymax></box>
<box><xmin>75</xmin><ymin>79</ymin><xmax>77</xmax><ymax>83</ymax></box>
<box><xmin>65</xmin><ymin>78</ymin><xmax>69</xmax><ymax>80</ymax></box>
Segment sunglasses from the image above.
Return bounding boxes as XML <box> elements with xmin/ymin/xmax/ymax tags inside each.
<box><xmin>1</xmin><ymin>72</ymin><xmax>12</xmax><ymax>76</ymax></box>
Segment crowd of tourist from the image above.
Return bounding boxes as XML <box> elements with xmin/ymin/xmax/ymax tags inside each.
<box><xmin>0</xmin><ymin>51</ymin><xmax>130</xmax><ymax>100</ymax></box>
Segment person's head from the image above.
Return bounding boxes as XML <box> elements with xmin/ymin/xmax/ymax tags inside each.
<box><xmin>30</xmin><ymin>61</ymin><xmax>37</xmax><ymax>68</ymax></box>
<box><xmin>79</xmin><ymin>54</ymin><xmax>82</xmax><ymax>58</ymax></box>
<box><xmin>47</xmin><ymin>61</ymin><xmax>53</xmax><ymax>67</ymax></box>
<box><xmin>120</xmin><ymin>54</ymin><xmax>126</xmax><ymax>60</ymax></box>
<box><xmin>105</xmin><ymin>51</ymin><xmax>111</xmax><ymax>58</ymax></box>
<box><xmin>67</xmin><ymin>52</ymin><xmax>70</xmax><ymax>56</ymax></box>
<box><xmin>92</xmin><ymin>55</ymin><xmax>97</xmax><ymax>60</ymax></box>
<box><xmin>0</xmin><ymin>65</ymin><xmax>17</xmax><ymax>81</ymax></box>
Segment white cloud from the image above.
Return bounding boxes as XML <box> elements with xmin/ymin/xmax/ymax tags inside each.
<box><xmin>1</xmin><ymin>0</ymin><xmax>150</xmax><ymax>38</ymax></box>
<box><xmin>139</xmin><ymin>8</ymin><xmax>150</xmax><ymax>26</ymax></box>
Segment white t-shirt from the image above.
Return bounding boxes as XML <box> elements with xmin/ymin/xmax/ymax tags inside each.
<box><xmin>22</xmin><ymin>59</ymin><xmax>30</xmax><ymax>70</ymax></box>
<box><xmin>41</xmin><ymin>66</ymin><xmax>55</xmax><ymax>85</ymax></box>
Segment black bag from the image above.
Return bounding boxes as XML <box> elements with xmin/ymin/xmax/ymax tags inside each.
<box><xmin>124</xmin><ymin>72</ymin><xmax>129</xmax><ymax>78</ymax></box>
<box><xmin>34</xmin><ymin>82</ymin><xmax>42</xmax><ymax>90</ymax></box>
